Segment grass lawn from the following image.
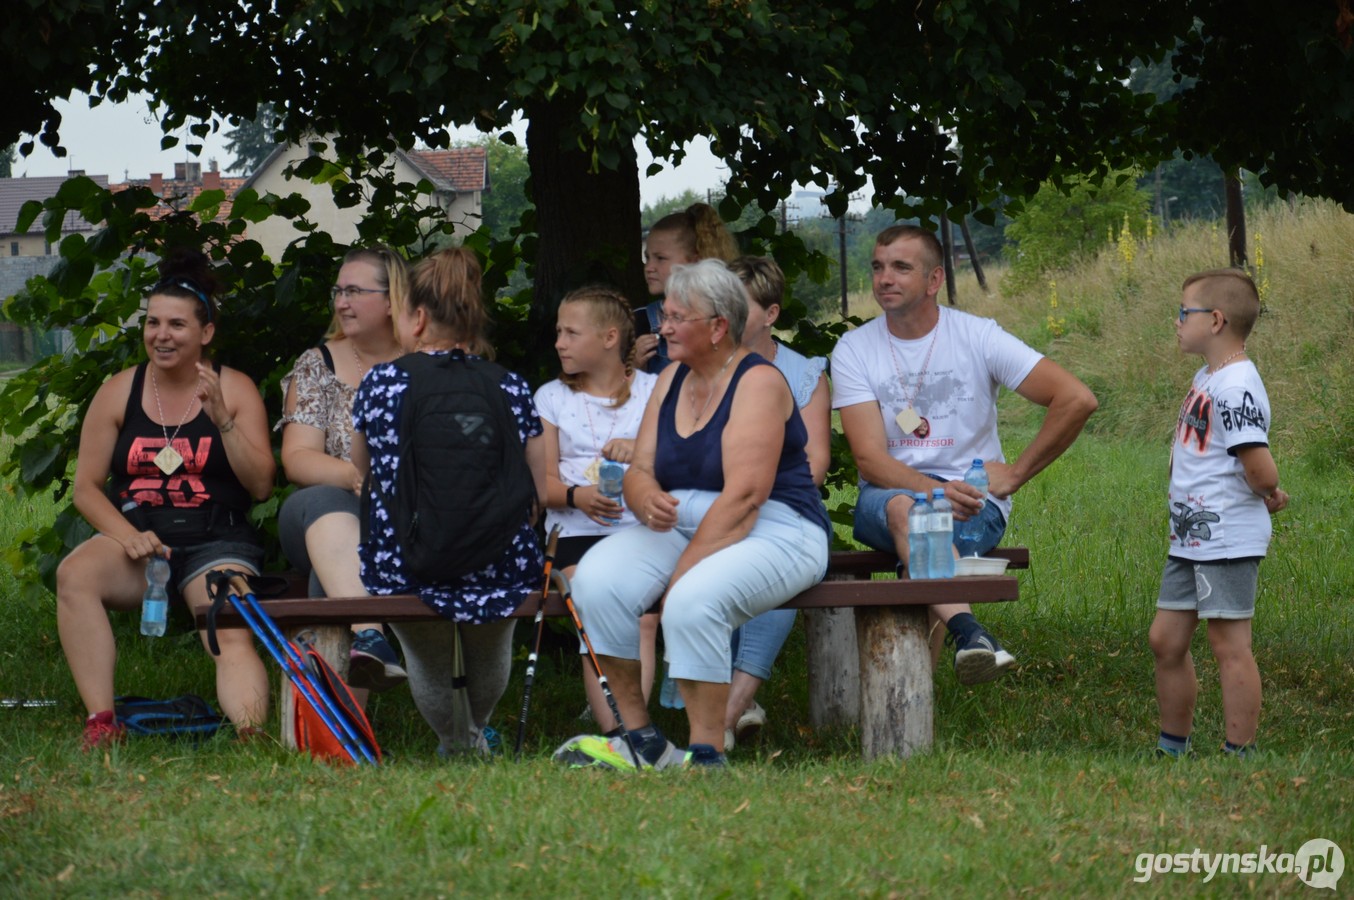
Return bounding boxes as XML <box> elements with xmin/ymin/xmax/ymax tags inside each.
<box><xmin>2</xmin><ymin>432</ymin><xmax>1350</xmax><ymax>896</ymax></box>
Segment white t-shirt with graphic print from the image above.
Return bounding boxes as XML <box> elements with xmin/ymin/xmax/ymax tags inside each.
<box><xmin>534</xmin><ymin>371</ymin><xmax>657</xmax><ymax>538</ymax></box>
<box><xmin>1167</xmin><ymin>360</ymin><xmax>1273</xmax><ymax>560</ymax></box>
<box><xmin>830</xmin><ymin>307</ymin><xmax>1043</xmax><ymax>519</ymax></box>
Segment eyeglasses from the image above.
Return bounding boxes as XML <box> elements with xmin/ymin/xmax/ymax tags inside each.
<box><xmin>658</xmin><ymin>311</ymin><xmax>719</xmax><ymax>326</ymax></box>
<box><xmin>1177</xmin><ymin>307</ymin><xmax>1214</xmax><ymax>323</ymax></box>
<box><xmin>331</xmin><ymin>285</ymin><xmax>388</xmax><ymax>300</ymax></box>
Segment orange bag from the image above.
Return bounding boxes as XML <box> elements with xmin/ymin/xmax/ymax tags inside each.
<box><xmin>291</xmin><ymin>637</ymin><xmax>382</xmax><ymax>765</ymax></box>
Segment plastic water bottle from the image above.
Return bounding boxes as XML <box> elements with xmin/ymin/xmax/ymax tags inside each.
<box><xmin>140</xmin><ymin>555</ymin><xmax>170</xmax><ymax>637</ymax></box>
<box><xmin>597</xmin><ymin>460</ymin><xmax>624</xmax><ymax>524</ymax></box>
<box><xmin>958</xmin><ymin>459</ymin><xmax>989</xmax><ymax>545</ymax></box>
<box><xmin>906</xmin><ymin>491</ymin><xmax>932</xmax><ymax>579</ymax></box>
<box><xmin>928</xmin><ymin>487</ymin><xmax>956</xmax><ymax>579</ymax></box>
<box><xmin>659</xmin><ymin>660</ymin><xmax>685</xmax><ymax>709</ymax></box>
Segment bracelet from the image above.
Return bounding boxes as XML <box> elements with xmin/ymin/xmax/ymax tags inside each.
<box><xmin>218</xmin><ymin>418</ymin><xmax>236</xmax><ymax>434</ymax></box>
<box><xmin>566</xmin><ymin>485</ymin><xmax>578</xmax><ymax>508</ymax></box>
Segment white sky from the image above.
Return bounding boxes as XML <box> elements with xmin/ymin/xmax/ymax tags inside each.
<box><xmin>13</xmin><ymin>94</ymin><xmax>732</xmax><ymax>210</ymax></box>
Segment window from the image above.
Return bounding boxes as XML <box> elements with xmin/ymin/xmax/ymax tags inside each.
<box><xmin>9</xmin><ymin>242</ymin><xmax>18</xmax><ymax>257</ymax></box>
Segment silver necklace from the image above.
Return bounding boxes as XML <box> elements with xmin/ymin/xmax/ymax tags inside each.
<box><xmin>350</xmin><ymin>341</ymin><xmax>366</xmax><ymax>382</ymax></box>
<box><xmin>689</xmin><ymin>348</ymin><xmax>739</xmax><ymax>424</ymax></box>
<box><xmin>150</xmin><ymin>367</ymin><xmax>200</xmax><ymax>475</ymax></box>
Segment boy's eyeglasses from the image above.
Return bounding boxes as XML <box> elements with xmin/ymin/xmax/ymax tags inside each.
<box><xmin>1177</xmin><ymin>307</ymin><xmax>1214</xmax><ymax>323</ymax></box>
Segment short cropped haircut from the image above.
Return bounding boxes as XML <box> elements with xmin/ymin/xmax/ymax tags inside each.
<box><xmin>729</xmin><ymin>256</ymin><xmax>785</xmax><ymax>311</ymax></box>
<box><xmin>876</xmin><ymin>224</ymin><xmax>943</xmax><ymax>272</ymax></box>
<box><xmin>1182</xmin><ymin>268</ymin><xmax>1261</xmax><ymax>339</ymax></box>
<box><xmin>665</xmin><ymin>258</ymin><xmax>748</xmax><ymax>344</ymax></box>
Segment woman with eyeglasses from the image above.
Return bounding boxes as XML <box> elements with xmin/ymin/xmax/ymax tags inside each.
<box><xmin>555</xmin><ymin>259</ymin><xmax>829</xmax><ymax>770</ymax></box>
<box><xmin>275</xmin><ymin>246</ymin><xmax>409</xmax><ymax>693</ymax></box>
<box><xmin>57</xmin><ymin>248</ymin><xmax>276</xmax><ymax>751</ymax></box>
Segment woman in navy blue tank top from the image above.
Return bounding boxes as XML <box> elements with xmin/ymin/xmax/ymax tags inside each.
<box><xmin>57</xmin><ymin>249</ymin><xmax>276</xmax><ymax>751</ymax></box>
<box><xmin>555</xmin><ymin>260</ymin><xmax>830</xmax><ymax>770</ymax></box>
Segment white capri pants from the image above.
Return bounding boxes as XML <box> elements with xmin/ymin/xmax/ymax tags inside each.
<box><xmin>571</xmin><ymin>489</ymin><xmax>829</xmax><ymax>683</ymax></box>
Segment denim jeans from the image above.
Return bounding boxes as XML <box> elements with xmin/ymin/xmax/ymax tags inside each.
<box><xmin>853</xmin><ymin>481</ymin><xmax>1007</xmax><ymax>559</ymax></box>
<box><xmin>572</xmin><ymin>490</ymin><xmax>829</xmax><ymax>683</ymax></box>
<box><xmin>730</xmin><ymin>610</ymin><xmax>797</xmax><ymax>680</ymax></box>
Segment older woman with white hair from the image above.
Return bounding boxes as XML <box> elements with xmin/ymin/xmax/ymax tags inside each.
<box><xmin>555</xmin><ymin>259</ymin><xmax>829</xmax><ymax>769</ymax></box>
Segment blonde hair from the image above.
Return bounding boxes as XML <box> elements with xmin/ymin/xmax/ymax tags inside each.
<box><xmin>649</xmin><ymin>202</ymin><xmax>739</xmax><ymax>263</ymax></box>
<box><xmin>729</xmin><ymin>256</ymin><xmax>785</xmax><ymax>310</ymax></box>
<box><xmin>1181</xmin><ymin>268</ymin><xmax>1261</xmax><ymax>339</ymax></box>
<box><xmin>403</xmin><ymin>247</ymin><xmax>494</xmax><ymax>358</ymax></box>
<box><xmin>557</xmin><ymin>285</ymin><xmax>636</xmax><ymax>408</ymax></box>
<box><xmin>325</xmin><ymin>244</ymin><xmax>407</xmax><ymax>342</ymax></box>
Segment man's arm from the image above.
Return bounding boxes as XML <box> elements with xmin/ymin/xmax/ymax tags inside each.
<box><xmin>838</xmin><ymin>401</ymin><xmax>937</xmax><ymax>495</ymax></box>
<box><xmin>987</xmin><ymin>358</ymin><xmax>1098</xmax><ymax>499</ymax></box>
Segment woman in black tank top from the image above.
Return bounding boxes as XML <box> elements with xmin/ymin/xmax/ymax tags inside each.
<box><xmin>57</xmin><ymin>250</ymin><xmax>276</xmax><ymax>751</ymax></box>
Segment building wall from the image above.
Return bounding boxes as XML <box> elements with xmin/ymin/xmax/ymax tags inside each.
<box><xmin>244</xmin><ymin>151</ymin><xmax>484</xmax><ymax>260</ymax></box>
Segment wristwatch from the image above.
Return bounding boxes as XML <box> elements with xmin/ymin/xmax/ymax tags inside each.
<box><xmin>566</xmin><ymin>485</ymin><xmax>579</xmax><ymax>508</ymax></box>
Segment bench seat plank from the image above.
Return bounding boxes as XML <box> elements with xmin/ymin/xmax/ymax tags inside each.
<box><xmin>194</xmin><ymin>575</ymin><xmax>1017</xmax><ymax>628</ymax></box>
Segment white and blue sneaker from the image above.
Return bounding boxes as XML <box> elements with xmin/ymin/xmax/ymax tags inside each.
<box><xmin>951</xmin><ymin>626</ymin><xmax>1016</xmax><ymax>685</ymax></box>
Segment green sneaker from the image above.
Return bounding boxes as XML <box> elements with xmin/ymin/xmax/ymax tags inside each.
<box><xmin>552</xmin><ymin>733</ymin><xmax>684</xmax><ymax>770</ymax></box>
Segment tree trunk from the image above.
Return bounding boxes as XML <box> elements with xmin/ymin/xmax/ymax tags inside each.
<box><xmin>855</xmin><ymin>606</ymin><xmax>933</xmax><ymax>759</ymax></box>
<box><xmin>941</xmin><ymin>215</ymin><xmax>957</xmax><ymax>305</ymax></box>
<box><xmin>804</xmin><ymin>607</ymin><xmax>860</xmax><ymax>727</ymax></box>
<box><xmin>526</xmin><ymin>100</ymin><xmax>647</xmax><ymax>358</ymax></box>
<box><xmin>1225</xmin><ymin>172</ymin><xmax>1247</xmax><ymax>268</ymax></box>
<box><xmin>958</xmin><ymin>216</ymin><xmax>988</xmax><ymax>293</ymax></box>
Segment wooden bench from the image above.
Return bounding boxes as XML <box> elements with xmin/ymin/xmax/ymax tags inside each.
<box><xmin>195</xmin><ymin>547</ymin><xmax>1028</xmax><ymax>759</ymax></box>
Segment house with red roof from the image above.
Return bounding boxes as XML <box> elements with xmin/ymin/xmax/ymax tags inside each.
<box><xmin>239</xmin><ymin>143</ymin><xmax>489</xmax><ymax>260</ymax></box>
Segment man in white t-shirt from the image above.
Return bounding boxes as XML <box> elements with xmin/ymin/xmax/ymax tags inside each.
<box><xmin>831</xmin><ymin>225</ymin><xmax>1098</xmax><ymax>684</ymax></box>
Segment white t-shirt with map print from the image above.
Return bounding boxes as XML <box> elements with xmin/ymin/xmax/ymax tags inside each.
<box><xmin>831</xmin><ymin>307</ymin><xmax>1042</xmax><ymax>519</ymax></box>
<box><xmin>1167</xmin><ymin>360</ymin><xmax>1273</xmax><ymax>560</ymax></box>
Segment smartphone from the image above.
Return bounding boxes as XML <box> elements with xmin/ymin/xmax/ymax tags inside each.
<box><xmin>634</xmin><ymin>308</ymin><xmax>652</xmax><ymax>337</ymax></box>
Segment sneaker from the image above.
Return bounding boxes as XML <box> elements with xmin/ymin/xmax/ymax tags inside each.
<box><xmin>1153</xmin><ymin>746</ymin><xmax>1194</xmax><ymax>760</ymax></box>
<box><xmin>82</xmin><ymin>710</ymin><xmax>126</xmax><ymax>752</ymax></box>
<box><xmin>950</xmin><ymin>625</ymin><xmax>1016</xmax><ymax>685</ymax></box>
<box><xmin>552</xmin><ymin>733</ymin><xmax>685</xmax><ymax>770</ymax></box>
<box><xmin>348</xmin><ymin>629</ymin><xmax>408</xmax><ymax>692</ymax></box>
<box><xmin>678</xmin><ymin>743</ymin><xmax>728</xmax><ymax>769</ymax></box>
<box><xmin>438</xmin><ymin>726</ymin><xmax>493</xmax><ymax>760</ymax></box>
<box><xmin>734</xmin><ymin>701</ymin><xmax>767</xmax><ymax>745</ymax></box>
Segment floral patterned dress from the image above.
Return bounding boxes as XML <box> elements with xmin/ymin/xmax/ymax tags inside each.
<box><xmin>352</xmin><ymin>349</ymin><xmax>543</xmax><ymax>624</ymax></box>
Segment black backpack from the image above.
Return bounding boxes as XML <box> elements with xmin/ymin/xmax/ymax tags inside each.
<box><xmin>363</xmin><ymin>351</ymin><xmax>535</xmax><ymax>583</ymax></box>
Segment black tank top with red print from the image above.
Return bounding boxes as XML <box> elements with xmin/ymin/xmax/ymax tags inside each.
<box><xmin>107</xmin><ymin>363</ymin><xmax>252</xmax><ymax>512</ymax></box>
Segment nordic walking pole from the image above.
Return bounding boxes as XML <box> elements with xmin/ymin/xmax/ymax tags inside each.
<box><xmin>225</xmin><ymin>576</ymin><xmax>376</xmax><ymax>765</ymax></box>
<box><xmin>551</xmin><ymin>568</ymin><xmax>643</xmax><ymax>771</ymax></box>
<box><xmin>515</xmin><ymin>524</ymin><xmax>561</xmax><ymax>760</ymax></box>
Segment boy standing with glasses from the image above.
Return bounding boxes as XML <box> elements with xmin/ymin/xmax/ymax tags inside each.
<box><xmin>1150</xmin><ymin>269</ymin><xmax>1289</xmax><ymax>759</ymax></box>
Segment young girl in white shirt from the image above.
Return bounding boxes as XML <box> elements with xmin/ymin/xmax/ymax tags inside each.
<box><xmin>534</xmin><ymin>286</ymin><xmax>658</xmax><ymax>730</ymax></box>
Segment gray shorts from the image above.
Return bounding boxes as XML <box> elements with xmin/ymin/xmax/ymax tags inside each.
<box><xmin>1156</xmin><ymin>557</ymin><xmax>1260</xmax><ymax>620</ymax></box>
<box><xmin>174</xmin><ymin>539</ymin><xmax>264</xmax><ymax>597</ymax></box>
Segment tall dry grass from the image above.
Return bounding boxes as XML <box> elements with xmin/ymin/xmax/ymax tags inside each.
<box><xmin>845</xmin><ymin>200</ymin><xmax>1354</xmax><ymax>464</ymax></box>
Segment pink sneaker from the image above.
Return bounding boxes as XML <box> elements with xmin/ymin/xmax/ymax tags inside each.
<box><xmin>82</xmin><ymin>710</ymin><xmax>127</xmax><ymax>752</ymax></box>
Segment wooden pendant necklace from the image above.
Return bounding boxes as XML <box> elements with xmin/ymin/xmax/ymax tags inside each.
<box><xmin>884</xmin><ymin>314</ymin><xmax>942</xmax><ymax>438</ymax></box>
<box><xmin>150</xmin><ymin>367</ymin><xmax>200</xmax><ymax>475</ymax></box>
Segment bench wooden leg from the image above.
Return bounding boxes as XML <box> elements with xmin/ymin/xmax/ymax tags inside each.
<box><xmin>804</xmin><ymin>607</ymin><xmax>860</xmax><ymax>727</ymax></box>
<box><xmin>278</xmin><ymin>625</ymin><xmax>351</xmax><ymax>750</ymax></box>
<box><xmin>855</xmin><ymin>606</ymin><xmax>933</xmax><ymax>759</ymax></box>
